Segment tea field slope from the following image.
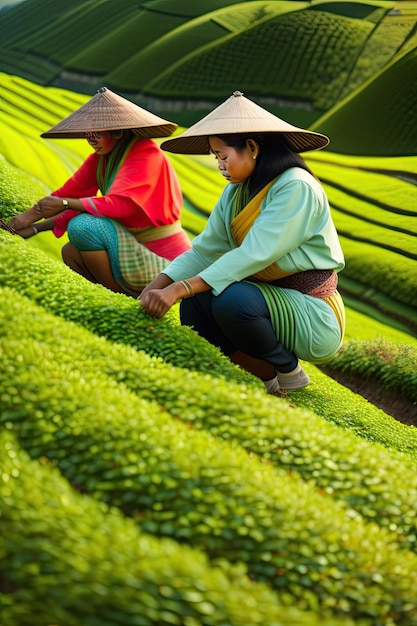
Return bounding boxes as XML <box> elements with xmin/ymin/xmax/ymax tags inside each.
<box><xmin>4</xmin><ymin>432</ymin><xmax>349</xmax><ymax>626</ymax></box>
<box><xmin>1</xmin><ymin>233</ymin><xmax>417</xmax><ymax>623</ymax></box>
<box><xmin>312</xmin><ymin>44</ymin><xmax>417</xmax><ymax>155</ymax></box>
<box><xmin>1</xmin><ymin>0</ymin><xmax>415</xmax><ymax>127</ymax></box>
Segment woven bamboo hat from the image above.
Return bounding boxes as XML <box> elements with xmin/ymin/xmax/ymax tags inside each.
<box><xmin>41</xmin><ymin>87</ymin><xmax>177</xmax><ymax>139</ymax></box>
<box><xmin>161</xmin><ymin>91</ymin><xmax>329</xmax><ymax>154</ymax></box>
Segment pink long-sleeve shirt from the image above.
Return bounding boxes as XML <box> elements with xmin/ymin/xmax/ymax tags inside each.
<box><xmin>52</xmin><ymin>138</ymin><xmax>184</xmax><ymax>236</ymax></box>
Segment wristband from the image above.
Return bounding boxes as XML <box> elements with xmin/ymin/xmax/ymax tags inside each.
<box><xmin>62</xmin><ymin>199</ymin><xmax>69</xmax><ymax>208</ymax></box>
<box><xmin>179</xmin><ymin>279</ymin><xmax>194</xmax><ymax>298</ymax></box>
<box><xmin>32</xmin><ymin>225</ymin><xmax>38</xmax><ymax>235</ymax></box>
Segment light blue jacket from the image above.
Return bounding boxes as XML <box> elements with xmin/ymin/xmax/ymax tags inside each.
<box><xmin>164</xmin><ymin>167</ymin><xmax>345</xmax><ymax>295</ymax></box>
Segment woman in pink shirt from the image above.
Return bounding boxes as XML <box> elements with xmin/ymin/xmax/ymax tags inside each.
<box><xmin>9</xmin><ymin>87</ymin><xmax>191</xmax><ymax>296</ymax></box>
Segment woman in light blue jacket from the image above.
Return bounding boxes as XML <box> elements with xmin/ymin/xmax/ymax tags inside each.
<box><xmin>140</xmin><ymin>91</ymin><xmax>345</xmax><ymax>395</ymax></box>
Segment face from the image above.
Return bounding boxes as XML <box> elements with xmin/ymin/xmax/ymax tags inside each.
<box><xmin>84</xmin><ymin>130</ymin><xmax>122</xmax><ymax>154</ymax></box>
<box><xmin>209</xmin><ymin>136</ymin><xmax>258</xmax><ymax>183</ymax></box>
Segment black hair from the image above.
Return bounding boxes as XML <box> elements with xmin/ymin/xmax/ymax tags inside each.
<box><xmin>214</xmin><ymin>133</ymin><xmax>315</xmax><ymax>199</ymax></box>
<box><xmin>109</xmin><ymin>129</ymin><xmax>134</xmax><ymax>141</ymax></box>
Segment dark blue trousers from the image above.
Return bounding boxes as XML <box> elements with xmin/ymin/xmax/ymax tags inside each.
<box><xmin>180</xmin><ymin>282</ymin><xmax>297</xmax><ymax>372</ymax></box>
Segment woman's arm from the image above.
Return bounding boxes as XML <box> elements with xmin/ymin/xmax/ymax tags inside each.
<box><xmin>8</xmin><ymin>217</ymin><xmax>56</xmax><ymax>239</ymax></box>
<box><xmin>8</xmin><ymin>154</ymin><xmax>98</xmax><ymax>231</ymax></box>
<box><xmin>8</xmin><ymin>196</ymin><xmax>84</xmax><ymax>234</ymax></box>
<box><xmin>36</xmin><ymin>196</ymin><xmax>85</xmax><ymax>219</ymax></box>
<box><xmin>8</xmin><ymin>203</ymin><xmax>43</xmax><ymax>231</ymax></box>
<box><xmin>140</xmin><ymin>272</ymin><xmax>174</xmax><ymax>295</ymax></box>
<box><xmin>23</xmin><ymin>218</ymin><xmax>56</xmax><ymax>238</ymax></box>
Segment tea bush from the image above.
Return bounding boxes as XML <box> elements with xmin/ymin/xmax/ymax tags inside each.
<box><xmin>3</xmin><ymin>430</ymin><xmax>339</xmax><ymax>626</ymax></box>
<box><xmin>0</xmin><ymin>156</ymin><xmax>46</xmax><ymax>222</ymax></box>
<box><xmin>0</xmin><ymin>231</ymin><xmax>255</xmax><ymax>385</ymax></box>
<box><xmin>2</xmin><ymin>233</ymin><xmax>416</xmax><ymax>450</ymax></box>
<box><xmin>2</xmin><ymin>332</ymin><xmax>417</xmax><ymax>624</ymax></box>
<box><xmin>325</xmin><ymin>339</ymin><xmax>417</xmax><ymax>405</ymax></box>
<box><xmin>1</xmin><ymin>286</ymin><xmax>416</xmax><ymax>556</ymax></box>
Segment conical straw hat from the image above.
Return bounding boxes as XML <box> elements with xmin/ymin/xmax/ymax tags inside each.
<box><xmin>41</xmin><ymin>87</ymin><xmax>177</xmax><ymax>139</ymax></box>
<box><xmin>161</xmin><ymin>91</ymin><xmax>329</xmax><ymax>154</ymax></box>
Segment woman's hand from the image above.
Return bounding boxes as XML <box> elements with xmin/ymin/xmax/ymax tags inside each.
<box><xmin>13</xmin><ymin>225</ymin><xmax>39</xmax><ymax>239</ymax></box>
<box><xmin>8</xmin><ymin>218</ymin><xmax>55</xmax><ymax>239</ymax></box>
<box><xmin>8</xmin><ymin>204</ymin><xmax>40</xmax><ymax>230</ymax></box>
<box><xmin>8</xmin><ymin>196</ymin><xmax>68</xmax><ymax>231</ymax></box>
<box><xmin>140</xmin><ymin>275</ymin><xmax>210</xmax><ymax>317</ymax></box>
<box><xmin>34</xmin><ymin>195</ymin><xmax>68</xmax><ymax>219</ymax></box>
<box><xmin>139</xmin><ymin>283</ymin><xmax>183</xmax><ymax>318</ymax></box>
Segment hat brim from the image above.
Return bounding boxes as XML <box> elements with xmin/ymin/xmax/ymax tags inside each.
<box><xmin>161</xmin><ymin>130</ymin><xmax>329</xmax><ymax>154</ymax></box>
<box><xmin>160</xmin><ymin>91</ymin><xmax>329</xmax><ymax>154</ymax></box>
<box><xmin>41</xmin><ymin>124</ymin><xmax>177</xmax><ymax>139</ymax></box>
<box><xmin>40</xmin><ymin>87</ymin><xmax>177</xmax><ymax>139</ymax></box>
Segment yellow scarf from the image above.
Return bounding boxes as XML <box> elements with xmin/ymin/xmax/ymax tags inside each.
<box><xmin>230</xmin><ymin>179</ymin><xmax>294</xmax><ymax>281</ymax></box>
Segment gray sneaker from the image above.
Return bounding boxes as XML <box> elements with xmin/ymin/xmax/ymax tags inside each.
<box><xmin>276</xmin><ymin>364</ymin><xmax>310</xmax><ymax>391</ymax></box>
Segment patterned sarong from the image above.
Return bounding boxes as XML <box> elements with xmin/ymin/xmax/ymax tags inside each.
<box><xmin>252</xmin><ymin>282</ymin><xmax>345</xmax><ymax>363</ymax></box>
<box><xmin>67</xmin><ymin>214</ymin><xmax>170</xmax><ymax>295</ymax></box>
<box><xmin>113</xmin><ymin>220</ymin><xmax>170</xmax><ymax>289</ymax></box>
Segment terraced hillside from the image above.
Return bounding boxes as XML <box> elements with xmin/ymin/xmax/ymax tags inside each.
<box><xmin>313</xmin><ymin>44</ymin><xmax>417</xmax><ymax>154</ymax></box>
<box><xmin>1</xmin><ymin>2</ymin><xmax>416</xmax><ymax>623</ymax></box>
<box><xmin>1</xmin><ymin>0</ymin><xmax>415</xmax><ymax>134</ymax></box>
